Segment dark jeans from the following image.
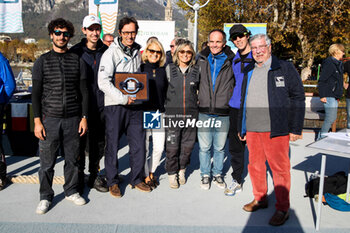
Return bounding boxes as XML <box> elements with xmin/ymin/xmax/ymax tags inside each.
<box><xmin>104</xmin><ymin>105</ymin><xmax>145</xmax><ymax>187</ymax></box>
<box><xmin>228</xmin><ymin>107</ymin><xmax>246</xmax><ymax>184</ymax></box>
<box><xmin>165</xmin><ymin>127</ymin><xmax>196</xmax><ymax>175</ymax></box>
<box><xmin>38</xmin><ymin>116</ymin><xmax>80</xmax><ymax>201</ymax></box>
<box><xmin>78</xmin><ymin>111</ymin><xmax>105</xmax><ymax>179</ymax></box>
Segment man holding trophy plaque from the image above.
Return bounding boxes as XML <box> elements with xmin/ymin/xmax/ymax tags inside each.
<box><xmin>98</xmin><ymin>16</ymin><xmax>151</xmax><ymax>198</ymax></box>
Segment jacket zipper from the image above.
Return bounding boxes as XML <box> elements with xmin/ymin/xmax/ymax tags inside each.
<box><xmin>59</xmin><ymin>56</ymin><xmax>67</xmax><ymax>118</ymax></box>
<box><xmin>183</xmin><ymin>74</ymin><xmax>186</xmax><ymax>117</ymax></box>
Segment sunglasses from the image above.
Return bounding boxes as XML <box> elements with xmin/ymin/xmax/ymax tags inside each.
<box><xmin>179</xmin><ymin>50</ymin><xmax>193</xmax><ymax>55</ymax></box>
<box><xmin>170</xmin><ymin>45</ymin><xmax>175</xmax><ymax>48</ymax></box>
<box><xmin>231</xmin><ymin>33</ymin><xmax>246</xmax><ymax>41</ymax></box>
<box><xmin>147</xmin><ymin>49</ymin><xmax>162</xmax><ymax>55</ymax></box>
<box><xmin>54</xmin><ymin>30</ymin><xmax>71</xmax><ymax>38</ymax></box>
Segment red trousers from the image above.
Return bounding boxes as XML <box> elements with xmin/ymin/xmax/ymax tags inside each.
<box><xmin>246</xmin><ymin>132</ymin><xmax>290</xmax><ymax>212</ymax></box>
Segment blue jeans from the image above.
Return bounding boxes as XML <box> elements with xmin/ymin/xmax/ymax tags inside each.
<box><xmin>346</xmin><ymin>98</ymin><xmax>350</xmax><ymax>129</ymax></box>
<box><xmin>197</xmin><ymin>113</ymin><xmax>229</xmax><ymax>177</ymax></box>
<box><xmin>318</xmin><ymin>97</ymin><xmax>338</xmax><ymax>140</ymax></box>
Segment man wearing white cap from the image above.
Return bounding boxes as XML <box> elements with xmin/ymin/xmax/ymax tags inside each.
<box><xmin>70</xmin><ymin>15</ymin><xmax>109</xmax><ymax>194</ymax></box>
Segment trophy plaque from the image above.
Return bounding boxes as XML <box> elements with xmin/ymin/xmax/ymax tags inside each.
<box><xmin>114</xmin><ymin>72</ymin><xmax>148</xmax><ymax>101</ymax></box>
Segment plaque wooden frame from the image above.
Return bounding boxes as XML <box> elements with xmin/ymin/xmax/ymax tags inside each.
<box><xmin>114</xmin><ymin>72</ymin><xmax>149</xmax><ymax>101</ymax></box>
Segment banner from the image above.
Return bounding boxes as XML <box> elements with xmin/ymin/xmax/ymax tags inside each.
<box><xmin>89</xmin><ymin>0</ymin><xmax>118</xmax><ymax>34</ymax></box>
<box><xmin>0</xmin><ymin>0</ymin><xmax>24</xmax><ymax>33</ymax></box>
<box><xmin>136</xmin><ymin>20</ymin><xmax>175</xmax><ymax>51</ymax></box>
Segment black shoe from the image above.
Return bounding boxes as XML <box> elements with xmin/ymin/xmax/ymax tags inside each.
<box><xmin>89</xmin><ymin>176</ymin><xmax>108</xmax><ymax>193</ymax></box>
<box><xmin>0</xmin><ymin>177</ymin><xmax>8</xmax><ymax>191</ymax></box>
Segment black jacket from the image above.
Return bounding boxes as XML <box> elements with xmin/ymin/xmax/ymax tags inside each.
<box><xmin>140</xmin><ymin>62</ymin><xmax>168</xmax><ymax>112</ymax></box>
<box><xmin>70</xmin><ymin>39</ymin><xmax>108</xmax><ymax>112</ymax></box>
<box><xmin>197</xmin><ymin>46</ymin><xmax>235</xmax><ymax>116</ymax></box>
<box><xmin>32</xmin><ymin>50</ymin><xmax>88</xmax><ymax>118</ymax></box>
<box><xmin>165</xmin><ymin>63</ymin><xmax>200</xmax><ymax>118</ymax></box>
<box><xmin>238</xmin><ymin>55</ymin><xmax>305</xmax><ymax>138</ymax></box>
<box><xmin>318</xmin><ymin>56</ymin><xmax>344</xmax><ymax>99</ymax></box>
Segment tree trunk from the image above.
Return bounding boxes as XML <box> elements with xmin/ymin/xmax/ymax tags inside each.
<box><xmin>300</xmin><ymin>56</ymin><xmax>314</xmax><ymax>81</ymax></box>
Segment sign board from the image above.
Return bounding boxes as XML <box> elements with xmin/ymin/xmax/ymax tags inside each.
<box><xmin>223</xmin><ymin>23</ymin><xmax>267</xmax><ymax>52</ymax></box>
<box><xmin>136</xmin><ymin>20</ymin><xmax>175</xmax><ymax>52</ymax></box>
<box><xmin>0</xmin><ymin>0</ymin><xmax>23</xmax><ymax>33</ymax></box>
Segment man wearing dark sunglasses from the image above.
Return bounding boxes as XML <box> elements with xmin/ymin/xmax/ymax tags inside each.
<box><xmin>98</xmin><ymin>16</ymin><xmax>151</xmax><ymax>198</ymax></box>
<box><xmin>32</xmin><ymin>18</ymin><xmax>89</xmax><ymax>214</ymax></box>
<box><xmin>224</xmin><ymin>24</ymin><xmax>253</xmax><ymax>197</ymax></box>
<box><xmin>70</xmin><ymin>15</ymin><xmax>109</xmax><ymax>195</ymax></box>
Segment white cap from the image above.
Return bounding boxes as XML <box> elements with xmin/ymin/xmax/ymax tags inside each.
<box><xmin>83</xmin><ymin>15</ymin><xmax>101</xmax><ymax>28</ymax></box>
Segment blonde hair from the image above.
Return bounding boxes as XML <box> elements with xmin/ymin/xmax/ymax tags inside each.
<box><xmin>173</xmin><ymin>40</ymin><xmax>196</xmax><ymax>67</ymax></box>
<box><xmin>329</xmin><ymin>43</ymin><xmax>345</xmax><ymax>57</ymax></box>
<box><xmin>141</xmin><ymin>38</ymin><xmax>166</xmax><ymax>67</ymax></box>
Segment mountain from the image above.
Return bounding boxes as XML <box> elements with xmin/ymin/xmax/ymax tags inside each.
<box><xmin>10</xmin><ymin>0</ymin><xmax>187</xmax><ymax>44</ymax></box>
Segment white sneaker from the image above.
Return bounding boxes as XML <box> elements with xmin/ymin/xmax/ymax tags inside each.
<box><xmin>178</xmin><ymin>169</ymin><xmax>186</xmax><ymax>185</ymax></box>
<box><xmin>213</xmin><ymin>175</ymin><xmax>226</xmax><ymax>189</ymax></box>
<box><xmin>36</xmin><ymin>200</ymin><xmax>51</xmax><ymax>215</ymax></box>
<box><xmin>200</xmin><ymin>175</ymin><xmax>210</xmax><ymax>190</ymax></box>
<box><xmin>65</xmin><ymin>193</ymin><xmax>86</xmax><ymax>206</ymax></box>
<box><xmin>224</xmin><ymin>179</ymin><xmax>242</xmax><ymax>196</ymax></box>
<box><xmin>168</xmin><ymin>174</ymin><xmax>179</xmax><ymax>189</ymax></box>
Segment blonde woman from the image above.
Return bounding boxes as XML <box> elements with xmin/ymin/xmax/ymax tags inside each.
<box><xmin>165</xmin><ymin>40</ymin><xmax>200</xmax><ymax>188</ymax></box>
<box><xmin>318</xmin><ymin>43</ymin><xmax>345</xmax><ymax>139</ymax></box>
<box><xmin>141</xmin><ymin>38</ymin><xmax>168</xmax><ymax>189</ymax></box>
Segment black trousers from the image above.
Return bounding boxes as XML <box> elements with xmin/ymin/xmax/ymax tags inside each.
<box><xmin>228</xmin><ymin>107</ymin><xmax>246</xmax><ymax>184</ymax></box>
<box><xmin>78</xmin><ymin>110</ymin><xmax>105</xmax><ymax>179</ymax></box>
<box><xmin>165</xmin><ymin>126</ymin><xmax>196</xmax><ymax>175</ymax></box>
<box><xmin>104</xmin><ymin>105</ymin><xmax>145</xmax><ymax>187</ymax></box>
<box><xmin>38</xmin><ymin>116</ymin><xmax>80</xmax><ymax>201</ymax></box>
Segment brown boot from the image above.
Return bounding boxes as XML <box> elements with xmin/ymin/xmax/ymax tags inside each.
<box><xmin>132</xmin><ymin>182</ymin><xmax>151</xmax><ymax>192</ymax></box>
<box><xmin>269</xmin><ymin>210</ymin><xmax>289</xmax><ymax>226</ymax></box>
<box><xmin>243</xmin><ymin>199</ymin><xmax>268</xmax><ymax>212</ymax></box>
<box><xmin>109</xmin><ymin>184</ymin><xmax>122</xmax><ymax>198</ymax></box>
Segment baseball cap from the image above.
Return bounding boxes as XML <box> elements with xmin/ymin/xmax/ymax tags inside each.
<box><xmin>229</xmin><ymin>24</ymin><xmax>250</xmax><ymax>40</ymax></box>
<box><xmin>83</xmin><ymin>15</ymin><xmax>101</xmax><ymax>28</ymax></box>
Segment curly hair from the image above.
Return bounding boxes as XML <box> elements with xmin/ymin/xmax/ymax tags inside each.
<box><xmin>48</xmin><ymin>18</ymin><xmax>75</xmax><ymax>37</ymax></box>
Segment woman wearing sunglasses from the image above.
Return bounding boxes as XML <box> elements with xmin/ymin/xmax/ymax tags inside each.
<box><xmin>165</xmin><ymin>40</ymin><xmax>200</xmax><ymax>189</ymax></box>
<box><xmin>140</xmin><ymin>38</ymin><xmax>168</xmax><ymax>189</ymax></box>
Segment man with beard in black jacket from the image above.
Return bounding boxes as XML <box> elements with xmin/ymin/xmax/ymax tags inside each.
<box><xmin>70</xmin><ymin>15</ymin><xmax>109</xmax><ymax>193</ymax></box>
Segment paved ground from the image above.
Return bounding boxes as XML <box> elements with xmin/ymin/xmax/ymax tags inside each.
<box><xmin>0</xmin><ymin>131</ymin><xmax>349</xmax><ymax>233</ymax></box>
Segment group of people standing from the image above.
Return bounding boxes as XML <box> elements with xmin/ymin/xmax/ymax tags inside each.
<box><xmin>9</xmin><ymin>14</ymin><xmax>306</xmax><ymax>227</ymax></box>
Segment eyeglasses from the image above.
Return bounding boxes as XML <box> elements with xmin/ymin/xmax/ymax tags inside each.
<box><xmin>54</xmin><ymin>30</ymin><xmax>71</xmax><ymax>38</ymax></box>
<box><xmin>121</xmin><ymin>31</ymin><xmax>137</xmax><ymax>36</ymax></box>
<box><xmin>179</xmin><ymin>50</ymin><xmax>193</xmax><ymax>55</ymax></box>
<box><xmin>170</xmin><ymin>45</ymin><xmax>175</xmax><ymax>48</ymax></box>
<box><xmin>251</xmin><ymin>44</ymin><xmax>268</xmax><ymax>51</ymax></box>
<box><xmin>147</xmin><ymin>49</ymin><xmax>162</xmax><ymax>55</ymax></box>
<box><xmin>231</xmin><ymin>33</ymin><xmax>246</xmax><ymax>41</ymax></box>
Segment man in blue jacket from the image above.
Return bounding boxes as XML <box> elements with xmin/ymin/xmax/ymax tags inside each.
<box><xmin>238</xmin><ymin>34</ymin><xmax>305</xmax><ymax>226</ymax></box>
<box><xmin>0</xmin><ymin>52</ymin><xmax>16</xmax><ymax>191</ymax></box>
<box><xmin>225</xmin><ymin>24</ymin><xmax>253</xmax><ymax>196</ymax></box>
<box><xmin>70</xmin><ymin>15</ymin><xmax>109</xmax><ymax>194</ymax></box>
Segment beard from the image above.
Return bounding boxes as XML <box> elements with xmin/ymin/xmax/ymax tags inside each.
<box><xmin>53</xmin><ymin>39</ymin><xmax>68</xmax><ymax>49</ymax></box>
